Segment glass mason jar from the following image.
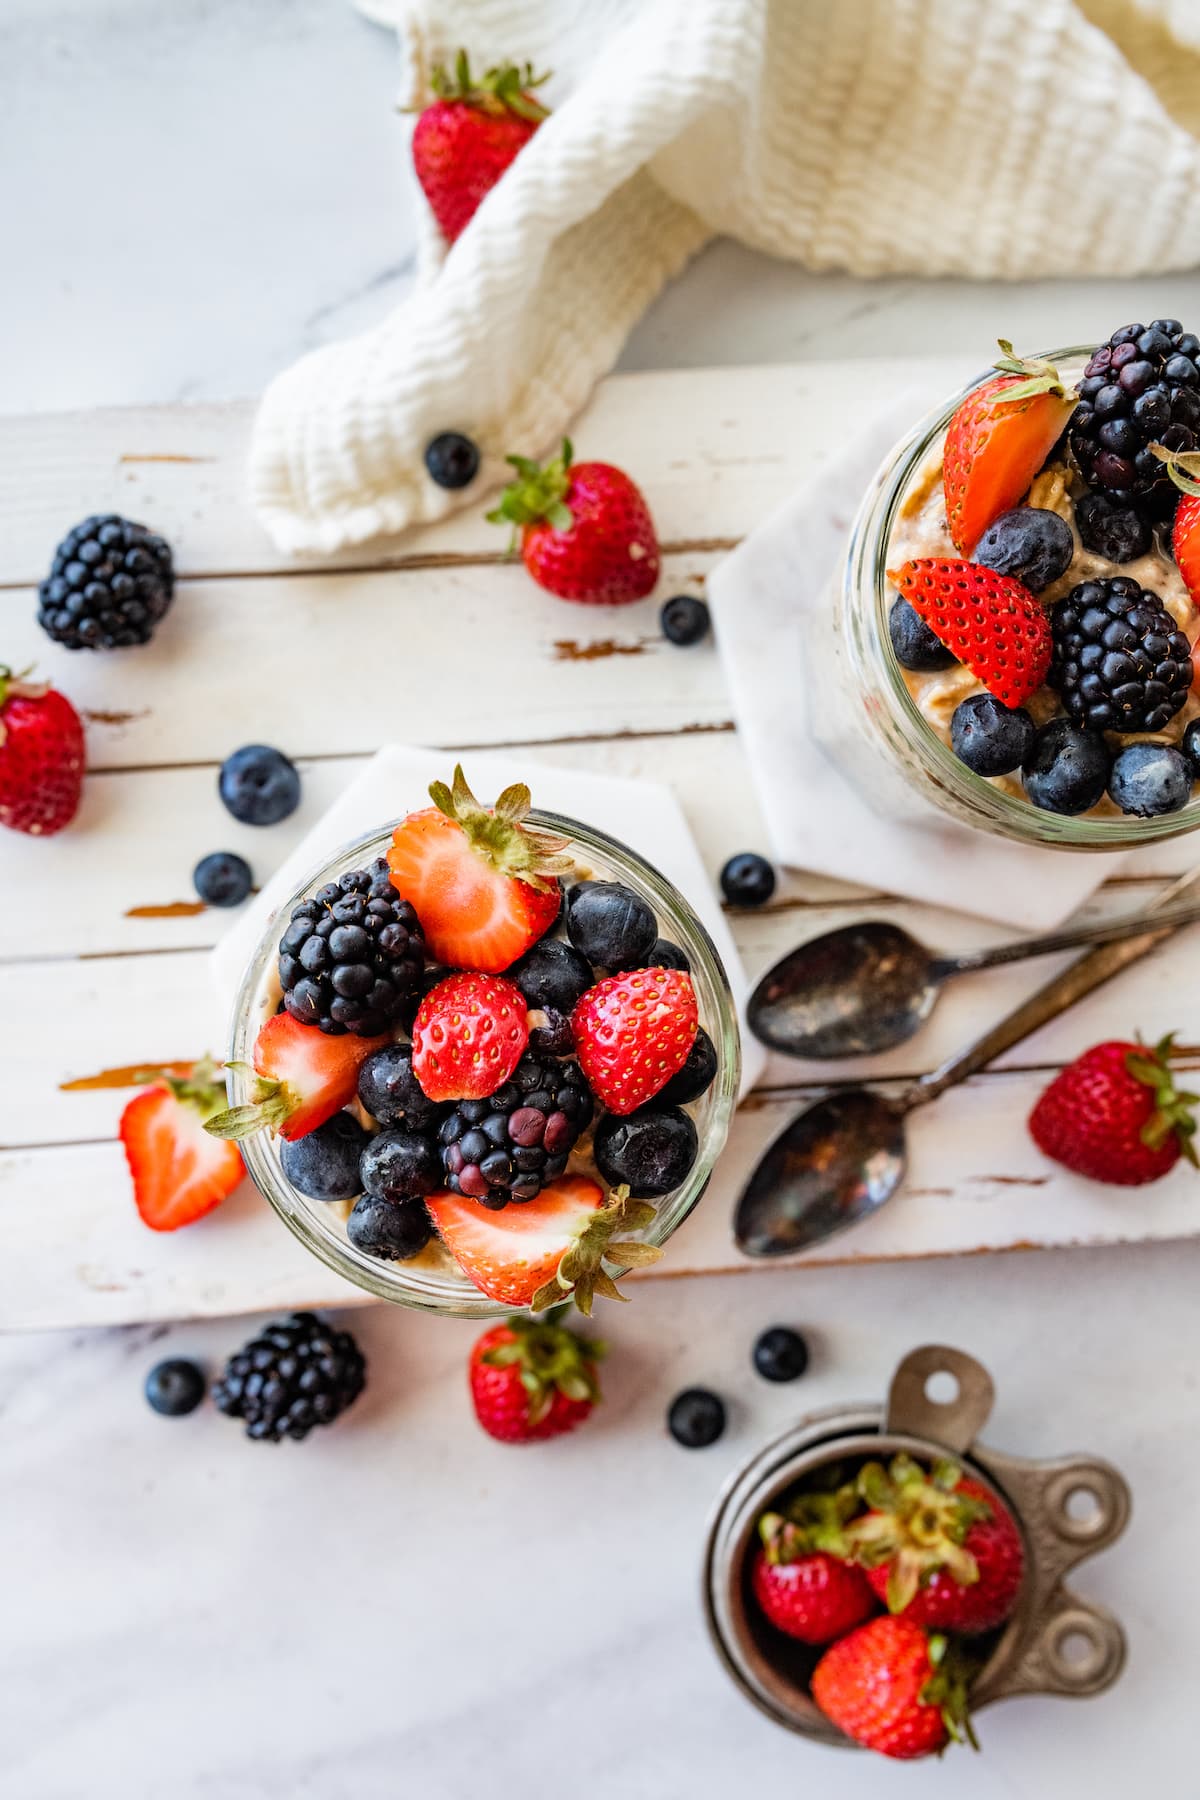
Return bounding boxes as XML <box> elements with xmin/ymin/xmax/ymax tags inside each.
<box><xmin>227</xmin><ymin>814</ymin><xmax>741</xmax><ymax>1318</ymax></box>
<box><xmin>814</xmin><ymin>347</ymin><xmax>1200</xmax><ymax>849</ymax></box>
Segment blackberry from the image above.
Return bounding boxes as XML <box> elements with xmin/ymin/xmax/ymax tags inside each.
<box><xmin>1048</xmin><ymin>577</ymin><xmax>1191</xmax><ymax>733</ymax></box>
<box><xmin>37</xmin><ymin>514</ymin><xmax>174</xmax><ymax>650</ymax></box>
<box><xmin>212</xmin><ymin>1311</ymin><xmax>365</xmax><ymax>1442</ymax></box>
<box><xmin>278</xmin><ymin>859</ymin><xmax>425</xmax><ymax>1035</ymax></box>
<box><xmin>1075</xmin><ymin>493</ymin><xmax>1150</xmax><ymax>564</ymax></box>
<box><xmin>438</xmin><ymin>1054</ymin><xmax>594</xmax><ymax>1206</ymax></box>
<box><xmin>1069</xmin><ymin>320</ymin><xmax>1200</xmax><ymax>518</ymax></box>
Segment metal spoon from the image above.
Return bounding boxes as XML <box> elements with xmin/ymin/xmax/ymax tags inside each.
<box><xmin>736</xmin><ymin>867</ymin><xmax>1200</xmax><ymax>1258</ymax></box>
<box><xmin>749</xmin><ymin>899</ymin><xmax>1200</xmax><ymax>1061</ymax></box>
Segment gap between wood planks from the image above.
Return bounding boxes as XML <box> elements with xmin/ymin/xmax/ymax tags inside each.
<box><xmin>0</xmin><ymin>534</ymin><xmax>742</xmax><ymax>595</ymax></box>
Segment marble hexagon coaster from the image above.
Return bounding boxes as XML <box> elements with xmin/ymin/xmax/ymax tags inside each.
<box><xmin>210</xmin><ymin>744</ymin><xmax>766</xmax><ymax>1097</ymax></box>
<box><xmin>708</xmin><ymin>396</ymin><xmax>1129</xmax><ymax>932</ymax></box>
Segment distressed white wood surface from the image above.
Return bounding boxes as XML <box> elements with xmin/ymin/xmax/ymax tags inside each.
<box><xmin>3</xmin><ymin>360</ymin><xmax>1199</xmax><ymax>1330</ymax></box>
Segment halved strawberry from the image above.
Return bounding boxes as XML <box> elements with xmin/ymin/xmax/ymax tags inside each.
<box><xmin>1173</xmin><ymin>490</ymin><xmax>1200</xmax><ymax>610</ymax></box>
<box><xmin>205</xmin><ymin>1011</ymin><xmax>389</xmax><ymax>1144</ymax></box>
<box><xmin>427</xmin><ymin>1176</ymin><xmax>662</xmax><ymax>1312</ymax></box>
<box><xmin>387</xmin><ymin>766</ymin><xmax>571</xmax><ymax>973</ymax></box>
<box><xmin>120</xmin><ymin>1060</ymin><xmax>244</xmax><ymax>1231</ymax></box>
<box><xmin>889</xmin><ymin>557</ymin><xmax>1052</xmax><ymax>709</ymax></box>
<box><xmin>571</xmin><ymin>967</ymin><xmax>698</xmax><ymax>1115</ymax></box>
<box><xmin>943</xmin><ymin>344</ymin><xmax>1078</xmax><ymax>554</ymax></box>
<box><xmin>411</xmin><ymin>970</ymin><xmax>529</xmax><ymax>1101</ymax></box>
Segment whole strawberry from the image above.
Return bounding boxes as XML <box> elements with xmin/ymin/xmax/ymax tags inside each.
<box><xmin>889</xmin><ymin>557</ymin><xmax>1052</xmax><ymax>709</ymax></box>
<box><xmin>943</xmin><ymin>343</ymin><xmax>1078</xmax><ymax>554</ymax></box>
<box><xmin>0</xmin><ymin>664</ymin><xmax>85</xmax><ymax>835</ymax></box>
<box><xmin>572</xmin><ymin>967</ymin><xmax>698</xmax><ymax>1115</ymax></box>
<box><xmin>751</xmin><ymin>1492</ymin><xmax>876</xmax><ymax>1645</ymax></box>
<box><xmin>412</xmin><ymin>50</ymin><xmax>549</xmax><ymax>243</ymax></box>
<box><xmin>469</xmin><ymin>1313</ymin><xmax>603</xmax><ymax>1443</ymax></box>
<box><xmin>811</xmin><ymin>1617</ymin><xmax>974</xmax><ymax>1760</ymax></box>
<box><xmin>411</xmin><ymin>970</ymin><xmax>530</xmax><ymax>1102</ymax></box>
<box><xmin>1029</xmin><ymin>1034</ymin><xmax>1198</xmax><ymax>1186</ymax></box>
<box><xmin>846</xmin><ymin>1455</ymin><xmax>1023</xmax><ymax>1636</ymax></box>
<box><xmin>488</xmin><ymin>440</ymin><xmax>660</xmax><ymax>604</ymax></box>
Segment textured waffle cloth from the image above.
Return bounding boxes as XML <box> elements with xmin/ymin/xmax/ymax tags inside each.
<box><xmin>250</xmin><ymin>0</ymin><xmax>1200</xmax><ymax>553</ymax></box>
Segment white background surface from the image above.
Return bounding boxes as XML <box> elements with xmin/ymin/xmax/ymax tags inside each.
<box><xmin>4</xmin><ymin>5</ymin><xmax>1200</xmax><ymax>1797</ymax></box>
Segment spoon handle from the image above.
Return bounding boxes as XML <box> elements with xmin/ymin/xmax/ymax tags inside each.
<box><xmin>911</xmin><ymin>867</ymin><xmax>1200</xmax><ymax>1105</ymax></box>
<box><xmin>936</xmin><ymin>897</ymin><xmax>1200</xmax><ymax>976</ymax></box>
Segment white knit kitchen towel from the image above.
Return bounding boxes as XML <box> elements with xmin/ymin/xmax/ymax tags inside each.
<box><xmin>250</xmin><ymin>0</ymin><xmax>1200</xmax><ymax>554</ymax></box>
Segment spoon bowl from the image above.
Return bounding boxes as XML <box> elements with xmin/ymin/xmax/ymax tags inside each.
<box><xmin>748</xmin><ymin>922</ymin><xmax>938</xmax><ymax>1059</ymax></box>
<box><xmin>734</xmin><ymin>1088</ymin><xmax>908</xmax><ymax>1256</ymax></box>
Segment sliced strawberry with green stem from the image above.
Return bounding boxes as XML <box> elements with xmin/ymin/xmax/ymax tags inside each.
<box><xmin>387</xmin><ymin>766</ymin><xmax>570</xmax><ymax>973</ymax></box>
<box><xmin>120</xmin><ymin>1059</ymin><xmax>244</xmax><ymax>1231</ymax></box>
<box><xmin>943</xmin><ymin>342</ymin><xmax>1078</xmax><ymax>554</ymax></box>
<box><xmin>205</xmin><ymin>1011</ymin><xmax>390</xmax><ymax>1144</ymax></box>
<box><xmin>427</xmin><ymin>1177</ymin><xmax>662</xmax><ymax>1312</ymax></box>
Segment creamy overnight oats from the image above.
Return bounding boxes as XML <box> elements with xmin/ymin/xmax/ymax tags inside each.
<box><xmin>828</xmin><ymin>325</ymin><xmax>1200</xmax><ymax>847</ymax></box>
<box><xmin>208</xmin><ymin>768</ymin><xmax>739</xmax><ymax>1318</ymax></box>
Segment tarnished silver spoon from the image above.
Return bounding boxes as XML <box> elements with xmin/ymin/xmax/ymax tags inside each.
<box><xmin>736</xmin><ymin>868</ymin><xmax>1200</xmax><ymax>1258</ymax></box>
<box><xmin>749</xmin><ymin>899</ymin><xmax>1200</xmax><ymax>1061</ymax></box>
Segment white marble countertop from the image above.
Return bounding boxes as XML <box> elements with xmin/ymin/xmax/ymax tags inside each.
<box><xmin>4</xmin><ymin>5</ymin><xmax>1200</xmax><ymax>1796</ymax></box>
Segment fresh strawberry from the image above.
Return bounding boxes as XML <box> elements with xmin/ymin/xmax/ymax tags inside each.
<box><xmin>120</xmin><ymin>1060</ymin><xmax>244</xmax><ymax>1232</ymax></box>
<box><xmin>487</xmin><ymin>440</ymin><xmax>660</xmax><ymax>604</ymax></box>
<box><xmin>205</xmin><ymin>1011</ymin><xmax>389</xmax><ymax>1144</ymax></box>
<box><xmin>889</xmin><ymin>557</ymin><xmax>1052</xmax><ymax>709</ymax></box>
<box><xmin>0</xmin><ymin>664</ymin><xmax>85</xmax><ymax>836</ymax></box>
<box><xmin>811</xmin><ymin>1617</ymin><xmax>974</xmax><ymax>1760</ymax></box>
<box><xmin>411</xmin><ymin>970</ymin><xmax>529</xmax><ymax>1102</ymax></box>
<box><xmin>1028</xmin><ymin>1034</ymin><xmax>1198</xmax><ymax>1186</ymax></box>
<box><xmin>846</xmin><ymin>1455</ymin><xmax>1023</xmax><ymax>1636</ymax></box>
<box><xmin>1173</xmin><ymin>490</ymin><xmax>1200</xmax><ymax>611</ymax></box>
<box><xmin>387</xmin><ymin>765</ymin><xmax>570</xmax><ymax>973</ymax></box>
<box><xmin>943</xmin><ymin>343</ymin><xmax>1078</xmax><ymax>554</ymax></box>
<box><xmin>428</xmin><ymin>1176</ymin><xmax>662</xmax><ymax>1312</ymax></box>
<box><xmin>751</xmin><ymin>1490</ymin><xmax>876</xmax><ymax>1644</ymax></box>
<box><xmin>469</xmin><ymin>1314</ymin><xmax>604</xmax><ymax>1443</ymax></box>
<box><xmin>412</xmin><ymin>50</ymin><xmax>549</xmax><ymax>243</ymax></box>
<box><xmin>571</xmin><ymin>967</ymin><xmax>698</xmax><ymax>1115</ymax></box>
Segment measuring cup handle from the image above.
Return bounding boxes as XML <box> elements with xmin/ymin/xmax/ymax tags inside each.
<box><xmin>884</xmin><ymin>1345</ymin><xmax>995</xmax><ymax>1452</ymax></box>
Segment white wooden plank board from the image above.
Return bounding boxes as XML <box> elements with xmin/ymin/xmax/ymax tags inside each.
<box><xmin>5</xmin><ymin>1066</ymin><xmax>1198</xmax><ymax>1331</ymax></box>
<box><xmin>4</xmin><ymin>356</ymin><xmax>1199</xmax><ymax>1331</ymax></box>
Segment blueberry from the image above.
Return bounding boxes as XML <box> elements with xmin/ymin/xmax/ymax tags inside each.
<box><xmin>752</xmin><ymin>1327</ymin><xmax>810</xmax><ymax>1383</ymax></box>
<box><xmin>720</xmin><ymin>853</ymin><xmax>775</xmax><ymax>907</ymax></box>
<box><xmin>593</xmin><ymin>1105</ymin><xmax>698</xmax><ymax>1196</ymax></box>
<box><xmin>1022</xmin><ymin>718</ymin><xmax>1112</xmax><ymax>815</ymax></box>
<box><xmin>346</xmin><ymin>1194</ymin><xmax>432</xmax><ymax>1261</ymax></box>
<box><xmin>660</xmin><ymin>594</ymin><xmax>711</xmax><ymax>646</ymax></box>
<box><xmin>565</xmin><ymin>881</ymin><xmax>657</xmax><ymax>971</ymax></box>
<box><xmin>1183</xmin><ymin>718</ymin><xmax>1200</xmax><ymax>777</ymax></box>
<box><xmin>656</xmin><ymin>1028</ymin><xmax>717</xmax><ymax>1105</ymax></box>
<box><xmin>950</xmin><ymin>693</ymin><xmax>1036</xmax><ymax>776</ymax></box>
<box><xmin>649</xmin><ymin>938</ymin><xmax>690</xmax><ymax>972</ymax></box>
<box><xmin>357</xmin><ymin>1045</ymin><xmax>443</xmax><ymax>1128</ymax></box>
<box><xmin>511</xmin><ymin>937</ymin><xmax>595</xmax><ymax>1011</ymax></box>
<box><xmin>218</xmin><ymin>745</ymin><xmax>301</xmax><ymax>826</ymax></box>
<box><xmin>973</xmin><ymin>507</ymin><xmax>1074</xmax><ymax>593</ymax></box>
<box><xmin>1108</xmin><ymin>742</ymin><xmax>1194</xmax><ymax>817</ymax></box>
<box><xmin>424</xmin><ymin>431</ymin><xmax>480</xmax><ymax>489</ymax></box>
<box><xmin>888</xmin><ymin>596</ymin><xmax>957</xmax><ymax>672</ymax></box>
<box><xmin>281</xmin><ymin>1113</ymin><xmax>369</xmax><ymax>1202</ymax></box>
<box><xmin>193</xmin><ymin>851</ymin><xmax>253</xmax><ymax>907</ymax></box>
<box><xmin>528</xmin><ymin>1008</ymin><xmax>575</xmax><ymax>1058</ymax></box>
<box><xmin>145</xmin><ymin>1358</ymin><xmax>205</xmax><ymax>1417</ymax></box>
<box><xmin>667</xmin><ymin>1387</ymin><xmax>725</xmax><ymax>1448</ymax></box>
<box><xmin>360</xmin><ymin>1127</ymin><xmax>441</xmax><ymax>1201</ymax></box>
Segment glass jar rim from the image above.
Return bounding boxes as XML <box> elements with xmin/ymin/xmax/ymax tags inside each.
<box><xmin>227</xmin><ymin>809</ymin><xmax>741</xmax><ymax>1318</ymax></box>
<box><xmin>849</xmin><ymin>343</ymin><xmax>1200</xmax><ymax>849</ymax></box>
